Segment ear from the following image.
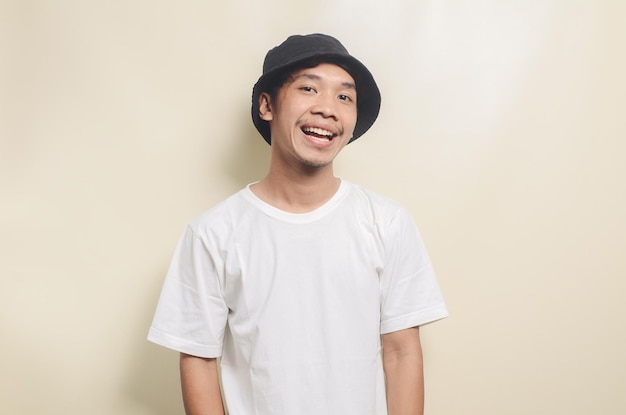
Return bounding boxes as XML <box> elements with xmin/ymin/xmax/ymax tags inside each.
<box><xmin>258</xmin><ymin>92</ymin><xmax>273</xmax><ymax>121</ymax></box>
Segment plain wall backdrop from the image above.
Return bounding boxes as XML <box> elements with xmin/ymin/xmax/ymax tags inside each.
<box><xmin>1</xmin><ymin>1</ymin><xmax>624</xmax><ymax>414</ymax></box>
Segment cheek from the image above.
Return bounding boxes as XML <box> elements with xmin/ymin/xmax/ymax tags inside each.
<box><xmin>344</xmin><ymin>109</ymin><xmax>358</xmax><ymax>131</ymax></box>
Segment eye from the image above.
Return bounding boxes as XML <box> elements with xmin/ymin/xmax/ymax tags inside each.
<box><xmin>300</xmin><ymin>86</ymin><xmax>316</xmax><ymax>93</ymax></box>
<box><xmin>338</xmin><ymin>94</ymin><xmax>354</xmax><ymax>102</ymax></box>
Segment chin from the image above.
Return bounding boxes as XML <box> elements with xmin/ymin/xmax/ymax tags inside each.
<box><xmin>298</xmin><ymin>156</ymin><xmax>333</xmax><ymax>170</ymax></box>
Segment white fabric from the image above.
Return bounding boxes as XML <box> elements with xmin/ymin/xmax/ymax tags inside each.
<box><xmin>148</xmin><ymin>180</ymin><xmax>447</xmax><ymax>414</ymax></box>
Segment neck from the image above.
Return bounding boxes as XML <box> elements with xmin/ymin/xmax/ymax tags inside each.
<box><xmin>251</xmin><ymin>163</ymin><xmax>340</xmax><ymax>213</ymax></box>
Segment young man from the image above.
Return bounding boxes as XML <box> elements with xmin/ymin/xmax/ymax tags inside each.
<box><xmin>148</xmin><ymin>33</ymin><xmax>447</xmax><ymax>415</ymax></box>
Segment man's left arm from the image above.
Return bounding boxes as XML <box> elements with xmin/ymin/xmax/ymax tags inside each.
<box><xmin>382</xmin><ymin>326</ymin><xmax>424</xmax><ymax>415</ymax></box>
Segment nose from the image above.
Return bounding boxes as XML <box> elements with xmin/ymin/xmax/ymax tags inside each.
<box><xmin>311</xmin><ymin>92</ymin><xmax>338</xmax><ymax>120</ymax></box>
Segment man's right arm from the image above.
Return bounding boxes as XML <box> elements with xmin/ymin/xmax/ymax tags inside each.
<box><xmin>180</xmin><ymin>353</ymin><xmax>225</xmax><ymax>415</ymax></box>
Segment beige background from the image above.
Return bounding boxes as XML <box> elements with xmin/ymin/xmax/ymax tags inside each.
<box><xmin>1</xmin><ymin>1</ymin><xmax>624</xmax><ymax>414</ymax></box>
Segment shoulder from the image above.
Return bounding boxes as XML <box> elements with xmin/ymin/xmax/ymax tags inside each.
<box><xmin>342</xmin><ymin>182</ymin><xmax>424</xmax><ymax>248</ymax></box>
<box><xmin>344</xmin><ymin>181</ymin><xmax>410</xmax><ymax>222</ymax></box>
<box><xmin>187</xmin><ymin>187</ymin><xmax>253</xmax><ymax>239</ymax></box>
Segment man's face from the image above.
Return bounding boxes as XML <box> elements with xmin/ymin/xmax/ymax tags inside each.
<box><xmin>259</xmin><ymin>63</ymin><xmax>358</xmax><ymax>171</ymax></box>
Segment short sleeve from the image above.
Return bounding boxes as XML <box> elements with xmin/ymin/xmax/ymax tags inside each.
<box><xmin>379</xmin><ymin>208</ymin><xmax>448</xmax><ymax>334</ymax></box>
<box><xmin>147</xmin><ymin>225</ymin><xmax>228</xmax><ymax>358</ymax></box>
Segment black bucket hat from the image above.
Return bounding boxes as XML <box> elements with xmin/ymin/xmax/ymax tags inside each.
<box><xmin>251</xmin><ymin>33</ymin><xmax>381</xmax><ymax>145</ymax></box>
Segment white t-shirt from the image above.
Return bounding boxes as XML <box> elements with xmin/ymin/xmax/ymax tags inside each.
<box><xmin>148</xmin><ymin>180</ymin><xmax>447</xmax><ymax>414</ymax></box>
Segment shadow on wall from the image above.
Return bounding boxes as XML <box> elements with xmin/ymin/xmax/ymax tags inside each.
<box><xmin>123</xmin><ymin>263</ymin><xmax>184</xmax><ymax>415</ymax></box>
<box><xmin>220</xmin><ymin>106</ymin><xmax>271</xmax><ymax>187</ymax></box>
<box><xmin>122</xmin><ymin>107</ymin><xmax>268</xmax><ymax>414</ymax></box>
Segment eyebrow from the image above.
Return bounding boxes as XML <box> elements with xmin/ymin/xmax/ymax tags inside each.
<box><xmin>294</xmin><ymin>73</ymin><xmax>356</xmax><ymax>90</ymax></box>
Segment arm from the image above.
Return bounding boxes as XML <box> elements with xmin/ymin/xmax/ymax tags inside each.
<box><xmin>180</xmin><ymin>353</ymin><xmax>225</xmax><ymax>415</ymax></box>
<box><xmin>382</xmin><ymin>327</ymin><xmax>424</xmax><ymax>415</ymax></box>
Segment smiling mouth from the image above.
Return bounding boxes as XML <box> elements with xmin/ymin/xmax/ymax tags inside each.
<box><xmin>302</xmin><ymin>126</ymin><xmax>336</xmax><ymax>141</ymax></box>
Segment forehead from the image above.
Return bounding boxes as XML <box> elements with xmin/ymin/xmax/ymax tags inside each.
<box><xmin>288</xmin><ymin>63</ymin><xmax>356</xmax><ymax>87</ymax></box>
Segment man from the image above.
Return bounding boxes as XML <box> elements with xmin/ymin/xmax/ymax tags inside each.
<box><xmin>148</xmin><ymin>33</ymin><xmax>447</xmax><ymax>414</ymax></box>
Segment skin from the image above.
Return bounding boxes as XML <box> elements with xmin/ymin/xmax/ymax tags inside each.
<box><xmin>383</xmin><ymin>327</ymin><xmax>425</xmax><ymax>415</ymax></box>
<box><xmin>180</xmin><ymin>354</ymin><xmax>224</xmax><ymax>415</ymax></box>
<box><xmin>180</xmin><ymin>63</ymin><xmax>425</xmax><ymax>415</ymax></box>
<box><xmin>252</xmin><ymin>63</ymin><xmax>358</xmax><ymax>212</ymax></box>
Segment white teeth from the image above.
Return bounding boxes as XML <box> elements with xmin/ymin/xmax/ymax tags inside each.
<box><xmin>303</xmin><ymin>127</ymin><xmax>334</xmax><ymax>138</ymax></box>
